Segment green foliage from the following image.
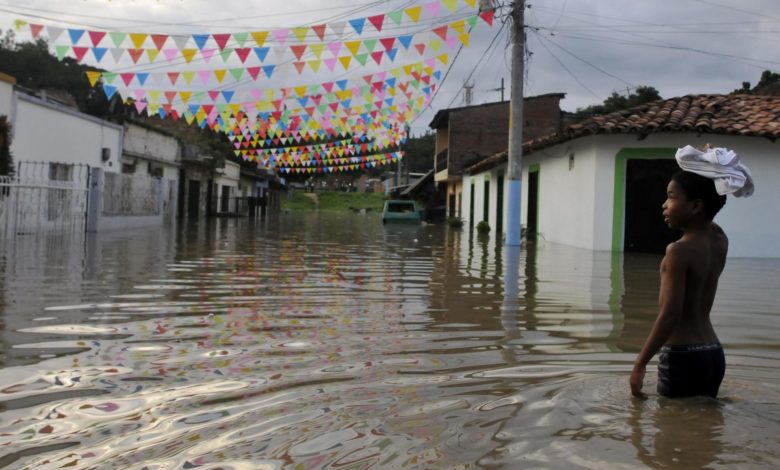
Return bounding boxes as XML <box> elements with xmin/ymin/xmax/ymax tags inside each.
<box><xmin>476</xmin><ymin>220</ymin><xmax>491</xmax><ymax>234</ymax></box>
<box><xmin>402</xmin><ymin>132</ymin><xmax>435</xmax><ymax>173</ymax></box>
<box><xmin>447</xmin><ymin>216</ymin><xmax>463</xmax><ymax>228</ymax></box>
<box><xmin>571</xmin><ymin>86</ymin><xmax>662</xmax><ymax>121</ymax></box>
<box><xmin>0</xmin><ymin>31</ymin><xmax>114</xmax><ymax>118</ymax></box>
<box><xmin>0</xmin><ymin>115</ymin><xmax>13</xmax><ymax>176</ymax></box>
<box><xmin>733</xmin><ymin>70</ymin><xmax>780</xmax><ymax>95</ymax></box>
<box><xmin>281</xmin><ymin>190</ymin><xmax>316</xmax><ymax>211</ymax></box>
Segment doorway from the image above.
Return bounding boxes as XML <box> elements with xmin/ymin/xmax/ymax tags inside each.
<box><xmin>496</xmin><ymin>172</ymin><xmax>504</xmax><ymax>235</ymax></box>
<box><xmin>527</xmin><ymin>166</ymin><xmax>539</xmax><ymax>234</ymax></box>
<box><xmin>187</xmin><ymin>180</ymin><xmax>200</xmax><ymax>219</ymax></box>
<box><xmin>624</xmin><ymin>159</ymin><xmax>680</xmax><ymax>253</ymax></box>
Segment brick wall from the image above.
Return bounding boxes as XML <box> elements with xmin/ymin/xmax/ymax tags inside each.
<box><xmin>444</xmin><ymin>95</ymin><xmax>563</xmax><ymax>177</ymax></box>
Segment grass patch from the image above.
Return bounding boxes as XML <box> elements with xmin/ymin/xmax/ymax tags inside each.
<box><xmin>317</xmin><ymin>191</ymin><xmax>387</xmax><ymax>212</ymax></box>
<box><xmin>281</xmin><ymin>190</ymin><xmax>316</xmax><ymax>211</ymax></box>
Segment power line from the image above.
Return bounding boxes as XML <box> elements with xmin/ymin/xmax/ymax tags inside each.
<box><xmin>531</xmin><ymin>29</ymin><xmax>601</xmax><ymax>99</ymax></box>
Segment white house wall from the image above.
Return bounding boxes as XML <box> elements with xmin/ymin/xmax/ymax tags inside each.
<box><xmin>467</xmin><ymin>132</ymin><xmax>779</xmax><ymax>258</ymax></box>
<box><xmin>11</xmin><ymin>93</ymin><xmax>122</xmax><ymax>171</ymax></box>
<box><xmin>123</xmin><ymin>123</ymin><xmax>180</xmax><ymax>180</ymax></box>
<box><xmin>0</xmin><ymin>79</ymin><xmax>13</xmax><ymax>118</ymax></box>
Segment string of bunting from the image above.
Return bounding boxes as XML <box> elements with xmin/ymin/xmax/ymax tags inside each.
<box><xmin>10</xmin><ymin>0</ymin><xmax>497</xmax><ymax>173</ymax></box>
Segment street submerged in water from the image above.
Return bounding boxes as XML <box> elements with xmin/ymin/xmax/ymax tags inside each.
<box><xmin>1</xmin><ymin>213</ymin><xmax>779</xmax><ymax>469</ymax></box>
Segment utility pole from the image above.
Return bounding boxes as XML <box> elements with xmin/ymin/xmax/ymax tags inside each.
<box><xmin>506</xmin><ymin>0</ymin><xmax>525</xmax><ymax>246</ymax></box>
<box><xmin>490</xmin><ymin>78</ymin><xmax>505</xmax><ymax>102</ymax></box>
<box><xmin>463</xmin><ymin>80</ymin><xmax>475</xmax><ymax>105</ymax></box>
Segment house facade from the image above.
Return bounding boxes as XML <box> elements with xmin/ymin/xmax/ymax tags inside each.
<box><xmin>429</xmin><ymin>94</ymin><xmax>565</xmax><ymax>223</ymax></box>
<box><xmin>463</xmin><ymin>94</ymin><xmax>780</xmax><ymax>258</ymax></box>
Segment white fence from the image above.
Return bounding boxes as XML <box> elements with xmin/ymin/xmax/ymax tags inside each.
<box><xmin>0</xmin><ymin>161</ymin><xmax>89</xmax><ymax>238</ymax></box>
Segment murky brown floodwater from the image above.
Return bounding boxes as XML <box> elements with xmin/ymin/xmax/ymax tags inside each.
<box><xmin>0</xmin><ymin>213</ymin><xmax>778</xmax><ymax>469</ymax></box>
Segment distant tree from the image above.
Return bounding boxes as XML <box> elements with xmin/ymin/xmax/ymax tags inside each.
<box><xmin>734</xmin><ymin>70</ymin><xmax>780</xmax><ymax>95</ymax></box>
<box><xmin>401</xmin><ymin>131</ymin><xmax>435</xmax><ymax>173</ymax></box>
<box><xmin>0</xmin><ymin>115</ymin><xmax>13</xmax><ymax>176</ymax></box>
<box><xmin>571</xmin><ymin>85</ymin><xmax>662</xmax><ymax>121</ymax></box>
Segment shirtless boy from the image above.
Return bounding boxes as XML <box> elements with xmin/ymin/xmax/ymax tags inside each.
<box><xmin>630</xmin><ymin>170</ymin><xmax>729</xmax><ymax>398</ymax></box>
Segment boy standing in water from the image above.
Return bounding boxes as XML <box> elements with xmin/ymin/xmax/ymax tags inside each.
<box><xmin>630</xmin><ymin>145</ymin><xmax>754</xmax><ymax>398</ymax></box>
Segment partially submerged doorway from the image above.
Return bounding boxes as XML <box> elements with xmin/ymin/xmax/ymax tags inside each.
<box><xmin>624</xmin><ymin>158</ymin><xmax>680</xmax><ymax>253</ymax></box>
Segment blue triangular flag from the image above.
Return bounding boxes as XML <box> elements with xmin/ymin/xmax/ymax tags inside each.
<box><xmin>397</xmin><ymin>35</ymin><xmax>413</xmax><ymax>50</ymax></box>
<box><xmin>262</xmin><ymin>65</ymin><xmax>275</xmax><ymax>78</ymax></box>
<box><xmin>221</xmin><ymin>90</ymin><xmax>234</xmax><ymax>102</ymax></box>
<box><xmin>136</xmin><ymin>73</ymin><xmax>149</xmax><ymax>86</ymax></box>
<box><xmin>91</xmin><ymin>47</ymin><xmax>107</xmax><ymax>62</ymax></box>
<box><xmin>192</xmin><ymin>34</ymin><xmax>209</xmax><ymax>51</ymax></box>
<box><xmin>386</xmin><ymin>48</ymin><xmax>398</xmax><ymax>61</ymax></box>
<box><xmin>336</xmin><ymin>79</ymin><xmax>348</xmax><ymax>91</ymax></box>
<box><xmin>348</xmin><ymin>18</ymin><xmax>366</xmax><ymax>35</ymax></box>
<box><xmin>103</xmin><ymin>85</ymin><xmax>117</xmax><ymax>100</ymax></box>
<box><xmin>254</xmin><ymin>47</ymin><xmax>269</xmax><ymax>62</ymax></box>
<box><xmin>67</xmin><ymin>28</ymin><xmax>85</xmax><ymax>45</ymax></box>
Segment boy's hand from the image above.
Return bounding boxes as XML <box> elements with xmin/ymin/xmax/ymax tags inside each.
<box><xmin>630</xmin><ymin>364</ymin><xmax>647</xmax><ymax>398</ymax></box>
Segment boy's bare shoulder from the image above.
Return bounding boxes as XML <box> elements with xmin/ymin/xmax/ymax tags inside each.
<box><xmin>663</xmin><ymin>240</ymin><xmax>694</xmax><ymax>267</ymax></box>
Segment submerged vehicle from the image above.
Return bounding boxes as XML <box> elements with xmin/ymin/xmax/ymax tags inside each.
<box><xmin>382</xmin><ymin>200</ymin><xmax>422</xmax><ymax>223</ymax></box>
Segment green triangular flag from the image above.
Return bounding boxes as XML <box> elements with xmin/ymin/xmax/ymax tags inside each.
<box><xmin>466</xmin><ymin>16</ymin><xmax>478</xmax><ymax>28</ymax></box>
<box><xmin>55</xmin><ymin>45</ymin><xmax>69</xmax><ymax>60</ymax></box>
<box><xmin>363</xmin><ymin>39</ymin><xmax>378</xmax><ymax>53</ymax></box>
<box><xmin>355</xmin><ymin>53</ymin><xmax>369</xmax><ymax>66</ymax></box>
<box><xmin>229</xmin><ymin>68</ymin><xmax>244</xmax><ymax>81</ymax></box>
<box><xmin>109</xmin><ymin>32</ymin><xmax>127</xmax><ymax>48</ymax></box>
<box><xmin>388</xmin><ymin>11</ymin><xmax>404</xmax><ymax>26</ymax></box>
<box><xmin>220</xmin><ymin>48</ymin><xmax>234</xmax><ymax>62</ymax></box>
<box><xmin>102</xmin><ymin>72</ymin><xmax>117</xmax><ymax>84</ymax></box>
<box><xmin>193</xmin><ymin>91</ymin><xmax>206</xmax><ymax>103</ymax></box>
<box><xmin>233</xmin><ymin>32</ymin><xmax>248</xmax><ymax>47</ymax></box>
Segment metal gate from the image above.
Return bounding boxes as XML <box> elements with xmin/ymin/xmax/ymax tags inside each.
<box><xmin>0</xmin><ymin>161</ymin><xmax>90</xmax><ymax>238</ymax></box>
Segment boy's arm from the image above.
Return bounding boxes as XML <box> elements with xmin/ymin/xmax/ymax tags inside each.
<box><xmin>630</xmin><ymin>243</ymin><xmax>688</xmax><ymax>397</ymax></box>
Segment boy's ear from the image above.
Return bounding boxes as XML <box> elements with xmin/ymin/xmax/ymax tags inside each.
<box><xmin>691</xmin><ymin>198</ymin><xmax>704</xmax><ymax>215</ymax></box>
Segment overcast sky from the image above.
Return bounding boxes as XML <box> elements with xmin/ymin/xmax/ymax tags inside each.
<box><xmin>1</xmin><ymin>0</ymin><xmax>777</xmax><ymax>136</ymax></box>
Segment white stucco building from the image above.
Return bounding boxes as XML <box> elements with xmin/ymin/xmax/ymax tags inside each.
<box><xmin>6</xmin><ymin>88</ymin><xmax>122</xmax><ymax>172</ymax></box>
<box><xmin>462</xmin><ymin>94</ymin><xmax>780</xmax><ymax>258</ymax></box>
<box><xmin>121</xmin><ymin>120</ymin><xmax>181</xmax><ymax>181</ymax></box>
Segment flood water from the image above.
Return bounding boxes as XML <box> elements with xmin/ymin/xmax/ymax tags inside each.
<box><xmin>1</xmin><ymin>213</ymin><xmax>779</xmax><ymax>469</ymax></box>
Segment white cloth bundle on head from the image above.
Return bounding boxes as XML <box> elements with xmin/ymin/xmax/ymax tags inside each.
<box><xmin>674</xmin><ymin>145</ymin><xmax>754</xmax><ymax>198</ymax></box>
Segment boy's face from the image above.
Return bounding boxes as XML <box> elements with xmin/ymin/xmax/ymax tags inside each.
<box><xmin>663</xmin><ymin>180</ymin><xmax>698</xmax><ymax>230</ymax></box>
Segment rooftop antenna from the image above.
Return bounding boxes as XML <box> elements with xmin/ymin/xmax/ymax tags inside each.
<box><xmin>463</xmin><ymin>80</ymin><xmax>475</xmax><ymax>105</ymax></box>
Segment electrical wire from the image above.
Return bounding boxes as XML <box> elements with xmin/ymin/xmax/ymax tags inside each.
<box><xmin>530</xmin><ymin>29</ymin><xmax>601</xmax><ymax>99</ymax></box>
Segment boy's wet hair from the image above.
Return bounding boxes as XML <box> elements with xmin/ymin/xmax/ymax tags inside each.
<box><xmin>671</xmin><ymin>171</ymin><xmax>727</xmax><ymax>220</ymax></box>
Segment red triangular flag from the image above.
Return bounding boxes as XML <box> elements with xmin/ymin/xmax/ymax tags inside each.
<box><xmin>30</xmin><ymin>24</ymin><xmax>45</xmax><ymax>39</ymax></box>
<box><xmin>72</xmin><ymin>46</ymin><xmax>89</xmax><ymax>62</ymax></box>
<box><xmin>150</xmin><ymin>34</ymin><xmax>168</xmax><ymax>50</ymax></box>
<box><xmin>247</xmin><ymin>66</ymin><xmax>262</xmax><ymax>80</ymax></box>
<box><xmin>293</xmin><ymin>61</ymin><xmax>306</xmax><ymax>74</ymax></box>
<box><xmin>235</xmin><ymin>47</ymin><xmax>251</xmax><ymax>63</ymax></box>
<box><xmin>88</xmin><ymin>31</ymin><xmax>106</xmax><ymax>47</ymax></box>
<box><xmin>290</xmin><ymin>44</ymin><xmax>307</xmax><ymax>61</ymax></box>
<box><xmin>312</xmin><ymin>24</ymin><xmax>327</xmax><ymax>41</ymax></box>
<box><xmin>414</xmin><ymin>44</ymin><xmax>426</xmax><ymax>55</ymax></box>
<box><xmin>128</xmin><ymin>49</ymin><xmax>144</xmax><ymax>64</ymax></box>
<box><xmin>432</xmin><ymin>26</ymin><xmax>448</xmax><ymax>40</ymax></box>
<box><xmin>367</xmin><ymin>14</ymin><xmax>385</xmax><ymax>32</ymax></box>
<box><xmin>167</xmin><ymin>72</ymin><xmax>179</xmax><ymax>84</ymax></box>
<box><xmin>164</xmin><ymin>91</ymin><xmax>177</xmax><ymax>103</ymax></box>
<box><xmin>212</xmin><ymin>33</ymin><xmax>231</xmax><ymax>50</ymax></box>
<box><xmin>479</xmin><ymin>10</ymin><xmax>494</xmax><ymax>26</ymax></box>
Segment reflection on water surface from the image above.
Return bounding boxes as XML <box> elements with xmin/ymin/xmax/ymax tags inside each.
<box><xmin>1</xmin><ymin>213</ymin><xmax>779</xmax><ymax>469</ymax></box>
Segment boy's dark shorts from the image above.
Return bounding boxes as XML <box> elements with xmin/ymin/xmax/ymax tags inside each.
<box><xmin>657</xmin><ymin>341</ymin><xmax>725</xmax><ymax>398</ymax></box>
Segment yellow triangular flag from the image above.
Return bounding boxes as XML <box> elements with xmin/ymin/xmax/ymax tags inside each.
<box><xmin>404</xmin><ymin>6</ymin><xmax>422</xmax><ymax>23</ymax></box>
<box><xmin>181</xmin><ymin>71</ymin><xmax>195</xmax><ymax>84</ymax></box>
<box><xmin>344</xmin><ymin>41</ymin><xmax>361</xmax><ymax>57</ymax></box>
<box><xmin>458</xmin><ymin>33</ymin><xmax>470</xmax><ymax>46</ymax></box>
<box><xmin>309</xmin><ymin>43</ymin><xmax>325</xmax><ymax>59</ymax></box>
<box><xmin>179</xmin><ymin>91</ymin><xmax>191</xmax><ymax>103</ymax></box>
<box><xmin>292</xmin><ymin>26</ymin><xmax>309</xmax><ymax>42</ymax></box>
<box><xmin>339</xmin><ymin>55</ymin><xmax>352</xmax><ymax>70</ymax></box>
<box><xmin>437</xmin><ymin>53</ymin><xmax>449</xmax><ymax>65</ymax></box>
<box><xmin>465</xmin><ymin>0</ymin><xmax>477</xmax><ymax>7</ymax></box>
<box><xmin>442</xmin><ymin>0</ymin><xmax>458</xmax><ymax>13</ymax></box>
<box><xmin>148</xmin><ymin>90</ymin><xmax>161</xmax><ymax>102</ymax></box>
<box><xmin>294</xmin><ymin>86</ymin><xmax>307</xmax><ymax>97</ymax></box>
<box><xmin>14</xmin><ymin>20</ymin><xmax>28</xmax><ymax>32</ymax></box>
<box><xmin>230</xmin><ymin>104</ymin><xmax>241</xmax><ymax>115</ymax></box>
<box><xmin>129</xmin><ymin>33</ymin><xmax>147</xmax><ymax>49</ymax></box>
<box><xmin>450</xmin><ymin>19</ymin><xmax>466</xmax><ymax>34</ymax></box>
<box><xmin>214</xmin><ymin>69</ymin><xmax>227</xmax><ymax>83</ymax></box>
<box><xmin>251</xmin><ymin>31</ymin><xmax>269</xmax><ymax>47</ymax></box>
<box><xmin>86</xmin><ymin>71</ymin><xmax>102</xmax><ymax>87</ymax></box>
<box><xmin>308</xmin><ymin>59</ymin><xmax>321</xmax><ymax>73</ymax></box>
<box><xmin>146</xmin><ymin>49</ymin><xmax>160</xmax><ymax>62</ymax></box>
<box><xmin>181</xmin><ymin>49</ymin><xmax>197</xmax><ymax>63</ymax></box>
<box><xmin>430</xmin><ymin>39</ymin><xmax>443</xmax><ymax>52</ymax></box>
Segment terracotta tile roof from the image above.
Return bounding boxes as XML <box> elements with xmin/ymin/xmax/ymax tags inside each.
<box><xmin>465</xmin><ymin>94</ymin><xmax>780</xmax><ymax>175</ymax></box>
